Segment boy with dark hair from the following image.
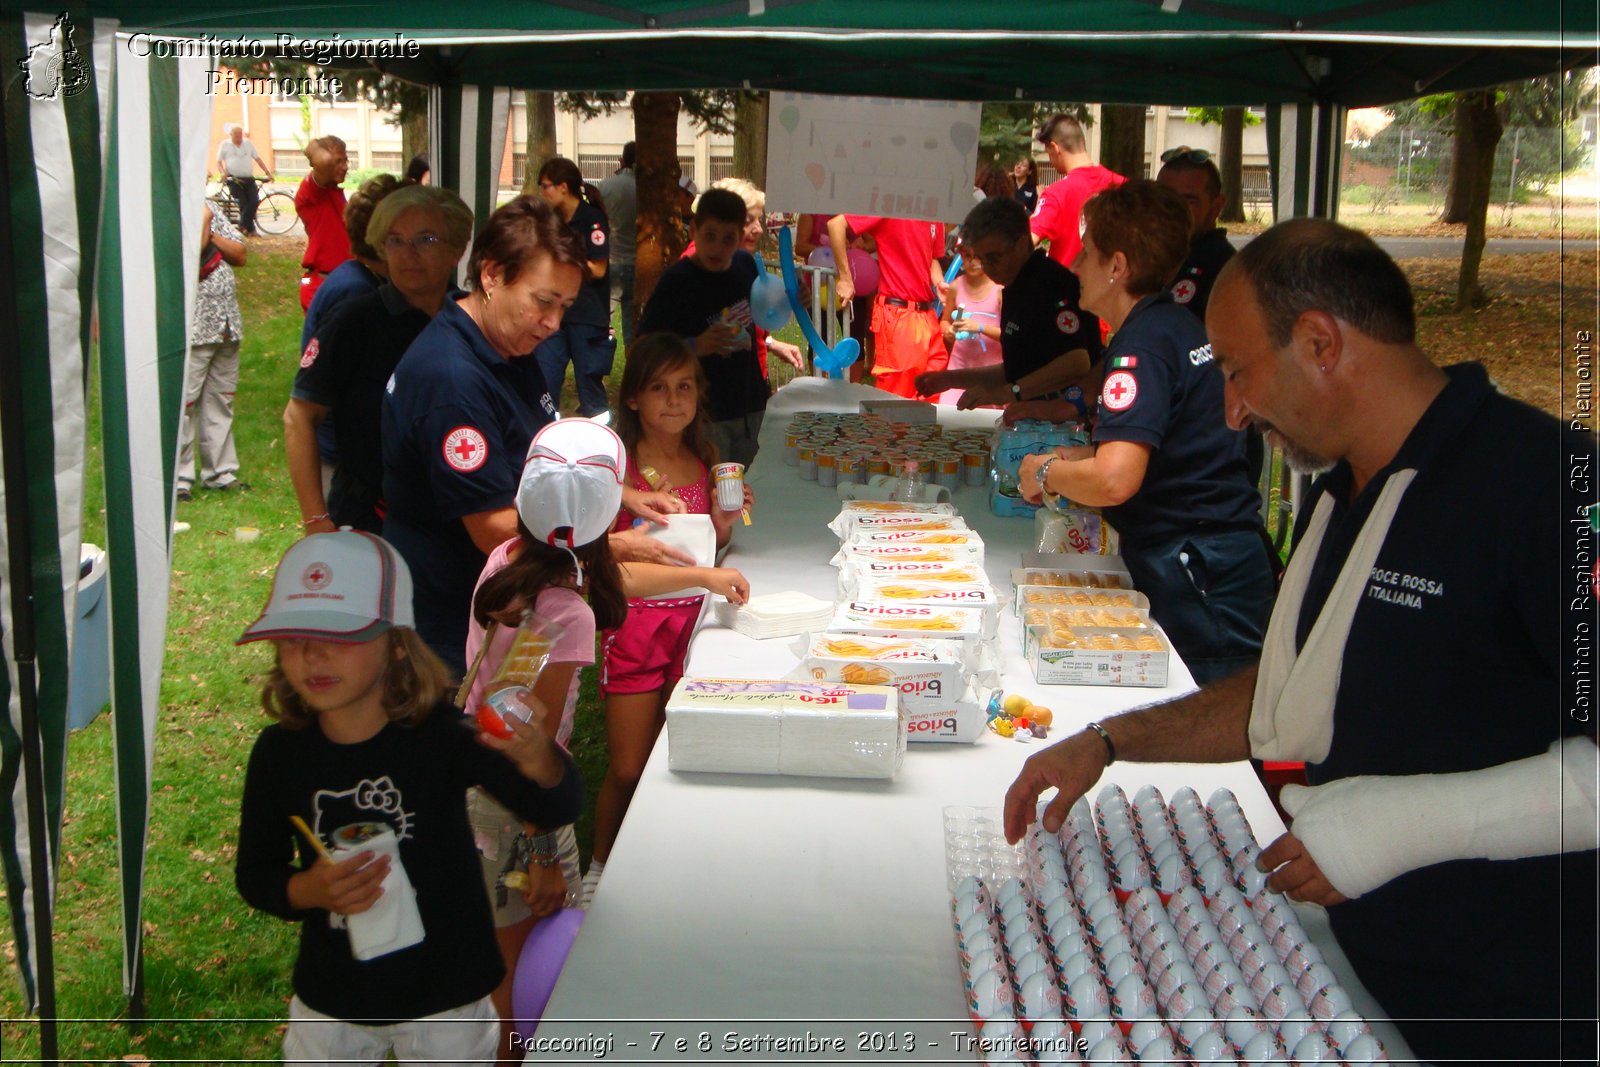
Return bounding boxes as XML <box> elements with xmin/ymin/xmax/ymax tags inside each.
<box><xmin>637</xmin><ymin>188</ymin><xmax>767</xmax><ymax>467</ymax></box>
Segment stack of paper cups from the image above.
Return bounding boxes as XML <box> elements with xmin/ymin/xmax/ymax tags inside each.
<box><xmin>329</xmin><ymin>823</ymin><xmax>425</xmax><ymax>960</ymax></box>
<box><xmin>714</xmin><ymin>462</ymin><xmax>746</xmax><ymax>510</ymax></box>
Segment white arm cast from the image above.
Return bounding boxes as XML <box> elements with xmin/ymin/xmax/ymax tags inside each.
<box><xmin>1280</xmin><ymin>736</ymin><xmax>1599</xmax><ymax>900</ymax></box>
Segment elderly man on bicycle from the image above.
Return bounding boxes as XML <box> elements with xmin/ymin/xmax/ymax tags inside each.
<box><xmin>217</xmin><ymin>123</ymin><xmax>272</xmax><ymax>237</ymax></box>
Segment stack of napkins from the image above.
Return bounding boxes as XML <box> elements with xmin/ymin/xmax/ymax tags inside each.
<box><xmin>713</xmin><ymin>590</ymin><xmax>835</xmax><ymax>639</ymax></box>
<box><xmin>665</xmin><ymin>678</ymin><xmax>906</xmax><ymax>778</ymax></box>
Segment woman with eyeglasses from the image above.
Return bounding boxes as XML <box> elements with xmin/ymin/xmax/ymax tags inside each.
<box><xmin>379</xmin><ymin>197</ymin><xmax>688</xmax><ymax>677</ymax></box>
<box><xmin>285</xmin><ymin>184</ymin><xmax>474</xmax><ymax>537</ymax></box>
<box><xmin>1017</xmin><ymin>180</ymin><xmax>1274</xmax><ymax>685</ymax></box>
<box><xmin>533</xmin><ymin>156</ymin><xmax>616</xmax><ymax>421</ymax></box>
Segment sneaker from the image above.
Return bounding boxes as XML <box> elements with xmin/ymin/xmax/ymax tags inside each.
<box><xmin>208</xmin><ymin>479</ymin><xmax>251</xmax><ymax>493</ymax></box>
<box><xmin>176</xmin><ymin>485</ymin><xmax>192</xmax><ymax>502</ymax></box>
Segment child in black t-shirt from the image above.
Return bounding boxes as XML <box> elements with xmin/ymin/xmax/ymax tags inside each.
<box><xmin>234</xmin><ymin>529</ymin><xmax>581</xmax><ymax>1063</ymax></box>
<box><xmin>638</xmin><ymin>187</ymin><xmax>767</xmax><ymax>467</ymax></box>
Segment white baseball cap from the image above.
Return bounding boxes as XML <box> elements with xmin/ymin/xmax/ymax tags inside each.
<box><xmin>678</xmin><ymin>174</ymin><xmax>698</xmax><ymax>197</ymax></box>
<box><xmin>237</xmin><ymin>530</ymin><xmax>414</xmax><ymax>644</ymax></box>
<box><xmin>516</xmin><ymin>419</ymin><xmax>627</xmax><ymax>550</ymax></box>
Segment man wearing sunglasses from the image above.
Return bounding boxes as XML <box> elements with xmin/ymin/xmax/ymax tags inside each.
<box><xmin>1030</xmin><ymin>113</ymin><xmax>1126</xmax><ymax>269</ymax></box>
<box><xmin>1156</xmin><ymin>146</ymin><xmax>1234</xmax><ymax>321</ymax></box>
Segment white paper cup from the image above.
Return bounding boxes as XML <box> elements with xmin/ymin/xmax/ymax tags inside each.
<box><xmin>328</xmin><ymin>822</ymin><xmax>424</xmax><ymax>961</ymax></box>
<box><xmin>714</xmin><ymin>462</ymin><xmax>745</xmax><ymax>509</ymax></box>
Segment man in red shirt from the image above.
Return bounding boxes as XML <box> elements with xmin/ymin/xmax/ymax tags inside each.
<box><xmin>1029</xmin><ymin>113</ymin><xmax>1125</xmax><ymax>269</ymax></box>
<box><xmin>295</xmin><ymin>135</ymin><xmax>352</xmax><ymax>312</ymax></box>
<box><xmin>827</xmin><ymin>214</ymin><xmax>948</xmax><ymax>398</ymax></box>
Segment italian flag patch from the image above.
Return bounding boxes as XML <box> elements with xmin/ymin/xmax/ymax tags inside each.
<box><xmin>1109</xmin><ymin>355</ymin><xmax>1138</xmax><ymax>369</ymax></box>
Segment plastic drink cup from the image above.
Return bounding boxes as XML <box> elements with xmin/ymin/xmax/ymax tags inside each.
<box><xmin>713</xmin><ymin>462</ymin><xmax>746</xmax><ymax>508</ymax></box>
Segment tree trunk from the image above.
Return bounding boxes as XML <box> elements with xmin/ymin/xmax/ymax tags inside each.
<box><xmin>633</xmin><ymin>91</ymin><xmax>686</xmax><ymax>331</ymax></box>
<box><xmin>396</xmin><ymin>82</ymin><xmax>430</xmax><ymax>175</ymax></box>
<box><xmin>521</xmin><ymin>91</ymin><xmax>557</xmax><ymax>195</ymax></box>
<box><xmin>733</xmin><ymin>91</ymin><xmax>770</xmax><ymax>188</ymax></box>
<box><xmin>1099</xmin><ymin>104</ymin><xmax>1148</xmax><ymax>179</ymax></box>
<box><xmin>1455</xmin><ymin>89</ymin><xmax>1503</xmax><ymax>310</ymax></box>
<box><xmin>1219</xmin><ymin>106</ymin><xmax>1245</xmax><ymax>224</ymax></box>
<box><xmin>1439</xmin><ymin>93</ymin><xmax>1473</xmax><ymax>224</ymax></box>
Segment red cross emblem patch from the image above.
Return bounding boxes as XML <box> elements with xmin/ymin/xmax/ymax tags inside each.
<box><xmin>300</xmin><ymin>338</ymin><xmax>319</xmax><ymax>369</ymax></box>
<box><xmin>302</xmin><ymin>563</ymin><xmax>332</xmax><ymax>590</ymax></box>
<box><xmin>1055</xmin><ymin>309</ymin><xmax>1080</xmax><ymax>335</ymax></box>
<box><xmin>1102</xmin><ymin>370</ymin><xmax>1138</xmax><ymax>412</ymax></box>
<box><xmin>590</xmin><ymin>227</ymin><xmax>606</xmax><ymax>246</ymax></box>
<box><xmin>443</xmin><ymin>426</ymin><xmax>489</xmax><ymax>472</ymax></box>
<box><xmin>1172</xmin><ymin>278</ymin><xmax>1198</xmax><ymax>305</ymax></box>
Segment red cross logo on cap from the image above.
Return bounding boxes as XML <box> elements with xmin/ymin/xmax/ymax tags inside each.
<box><xmin>1102</xmin><ymin>370</ymin><xmax>1138</xmax><ymax>412</ymax></box>
<box><xmin>443</xmin><ymin>426</ymin><xmax>489</xmax><ymax>472</ymax></box>
<box><xmin>302</xmin><ymin>563</ymin><xmax>332</xmax><ymax>590</ymax></box>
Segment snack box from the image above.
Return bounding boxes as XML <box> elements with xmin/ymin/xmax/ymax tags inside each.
<box><xmin>1021</xmin><ymin>605</ymin><xmax>1153</xmax><ymax>631</ymax></box>
<box><xmin>901</xmin><ymin>681</ymin><xmax>992</xmax><ymax>744</ymax></box>
<box><xmin>840</xmin><ymin>559</ymin><xmax>989</xmax><ymax>599</ymax></box>
<box><xmin>1021</xmin><ymin>551</ymin><xmax>1132</xmax><ymax>578</ymax></box>
<box><xmin>828</xmin><ymin>601</ymin><xmax>992</xmax><ymax>644</ymax></box>
<box><xmin>1015</xmin><ymin>586</ymin><xmax>1150</xmax><ymax>619</ymax></box>
<box><xmin>830</xmin><ymin>511</ymin><xmax>971</xmax><ymax>541</ymax></box>
<box><xmin>859</xmin><ymin>398</ymin><xmax>938</xmax><ymax>424</ymax></box>
<box><xmin>665</xmin><ymin>678</ymin><xmax>905</xmax><ymax>779</ymax></box>
<box><xmin>854</xmin><ymin>528</ymin><xmax>985</xmax><ymax>548</ymax></box>
<box><xmin>831</xmin><ymin>541</ymin><xmax>986</xmax><ymax>567</ymax></box>
<box><xmin>839</xmin><ymin>499</ymin><xmax>958</xmax><ymax>515</ymax></box>
<box><xmin>854</xmin><ymin>575</ymin><xmax>1000</xmax><ymax>625</ymax></box>
<box><xmin>1023</xmin><ymin>624</ymin><xmax>1170</xmax><ymax>687</ymax></box>
<box><xmin>799</xmin><ymin>632</ymin><xmax>968</xmax><ymax>702</ymax></box>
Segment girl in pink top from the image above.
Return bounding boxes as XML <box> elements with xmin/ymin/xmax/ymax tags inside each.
<box><xmin>936</xmin><ymin>250</ymin><xmax>1003</xmax><ymax>406</ymax></box>
<box><xmin>591</xmin><ymin>333</ymin><xmax>751</xmax><ymax>898</ymax></box>
<box><xmin>464</xmin><ymin>499</ymin><xmax>627</xmax><ymax>1059</ymax></box>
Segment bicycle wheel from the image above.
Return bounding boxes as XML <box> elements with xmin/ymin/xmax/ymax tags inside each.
<box><xmin>254</xmin><ymin>191</ymin><xmax>298</xmax><ymax>236</ymax></box>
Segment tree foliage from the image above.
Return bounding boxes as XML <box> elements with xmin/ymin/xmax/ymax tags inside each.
<box><xmin>1185</xmin><ymin>106</ymin><xmax>1261</xmax><ymax>127</ymax></box>
<box><xmin>978</xmin><ymin>101</ymin><xmax>1088</xmax><ymax>165</ymax></box>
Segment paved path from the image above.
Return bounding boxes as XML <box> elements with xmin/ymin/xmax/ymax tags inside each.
<box><xmin>1229</xmin><ymin>233</ymin><xmax>1578</xmax><ymax>257</ymax></box>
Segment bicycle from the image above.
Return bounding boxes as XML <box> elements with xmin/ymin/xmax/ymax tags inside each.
<box><xmin>209</xmin><ymin>176</ymin><xmax>297</xmax><ymax>237</ymax></box>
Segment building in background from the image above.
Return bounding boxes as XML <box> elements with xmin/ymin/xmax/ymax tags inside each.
<box><xmin>207</xmin><ymin>91</ymin><xmax>1269</xmax><ymax>205</ymax></box>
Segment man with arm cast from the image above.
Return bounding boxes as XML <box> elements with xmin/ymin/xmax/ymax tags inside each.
<box><xmin>1005</xmin><ymin>217</ymin><xmax>1598</xmax><ymax>1065</ymax></box>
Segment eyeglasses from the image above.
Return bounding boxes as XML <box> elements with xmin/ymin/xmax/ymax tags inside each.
<box><xmin>1160</xmin><ymin>145</ymin><xmax>1214</xmax><ymax>165</ymax></box>
<box><xmin>383</xmin><ymin>233</ymin><xmax>443</xmax><ymax>255</ymax></box>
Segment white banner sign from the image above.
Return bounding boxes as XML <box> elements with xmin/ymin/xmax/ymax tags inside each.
<box><xmin>765</xmin><ymin>92</ymin><xmax>981</xmax><ymax>224</ymax></box>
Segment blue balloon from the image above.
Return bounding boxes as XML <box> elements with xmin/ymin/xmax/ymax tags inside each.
<box><xmin>778</xmin><ymin>227</ymin><xmax>859</xmax><ymax>379</ymax></box>
<box><xmin>815</xmin><ymin>336</ymin><xmax>861</xmax><ymax>375</ymax></box>
<box><xmin>750</xmin><ymin>271</ymin><xmax>792</xmax><ymax>332</ymax></box>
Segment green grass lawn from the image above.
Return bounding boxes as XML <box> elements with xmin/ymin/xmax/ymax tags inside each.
<box><xmin>0</xmin><ymin>240</ymin><xmax>629</xmax><ymax>1061</ymax></box>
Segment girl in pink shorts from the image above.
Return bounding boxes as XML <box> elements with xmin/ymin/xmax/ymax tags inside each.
<box><xmin>588</xmin><ymin>333</ymin><xmax>751</xmax><ymax>902</ymax></box>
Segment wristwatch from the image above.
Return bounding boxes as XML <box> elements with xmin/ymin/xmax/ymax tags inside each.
<box><xmin>1035</xmin><ymin>456</ymin><xmax>1057</xmax><ymax>491</ymax></box>
<box><xmin>1010</xmin><ymin>381</ymin><xmax>1023</xmax><ymax>399</ymax></box>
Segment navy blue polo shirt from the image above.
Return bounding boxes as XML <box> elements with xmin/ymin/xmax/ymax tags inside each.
<box><xmin>1169</xmin><ymin>226</ymin><xmax>1233</xmax><ymax>322</ymax></box>
<box><xmin>381</xmin><ymin>296</ymin><xmax>557</xmax><ymax>674</ymax></box>
<box><xmin>294</xmin><ymin>284</ymin><xmax>434</xmax><ymax>532</ymax></box>
<box><xmin>565</xmin><ymin>199</ymin><xmax>610</xmax><ymax>329</ymax></box>
<box><xmin>299</xmin><ymin>259</ymin><xmax>383</xmax><ymax>462</ymax></box>
<box><xmin>1092</xmin><ymin>292</ymin><xmax>1257</xmax><ymax>548</ymax></box>
<box><xmin>1287</xmin><ymin>362</ymin><xmax>1596</xmax><ymax>1062</ymax></box>
<box><xmin>638</xmin><ymin>251</ymin><xmax>766</xmax><ymax>424</ymax></box>
<box><xmin>1000</xmin><ymin>250</ymin><xmax>1102</xmax><ymax>383</ymax></box>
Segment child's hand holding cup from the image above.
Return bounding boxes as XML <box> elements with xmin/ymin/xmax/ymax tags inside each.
<box><xmin>713</xmin><ymin>462</ymin><xmax>751</xmax><ymax>524</ymax></box>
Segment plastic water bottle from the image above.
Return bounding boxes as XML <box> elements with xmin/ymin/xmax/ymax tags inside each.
<box><xmin>893</xmin><ymin>459</ymin><xmax>925</xmax><ymax>503</ymax></box>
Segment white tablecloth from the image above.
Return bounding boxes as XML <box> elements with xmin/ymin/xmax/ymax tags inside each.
<box><xmin>531</xmin><ymin>378</ymin><xmax>1411</xmax><ymax>1063</ymax></box>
